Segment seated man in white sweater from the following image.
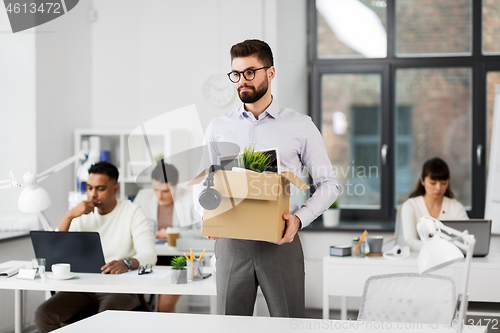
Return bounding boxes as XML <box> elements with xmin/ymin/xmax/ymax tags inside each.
<box><xmin>35</xmin><ymin>162</ymin><xmax>156</xmax><ymax>333</ymax></box>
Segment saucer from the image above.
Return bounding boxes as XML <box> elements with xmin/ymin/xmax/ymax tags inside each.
<box><xmin>46</xmin><ymin>272</ymin><xmax>77</xmax><ymax>280</ymax></box>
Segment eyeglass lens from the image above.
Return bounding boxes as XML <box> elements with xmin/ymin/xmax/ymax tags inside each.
<box><xmin>229</xmin><ymin>69</ymin><xmax>256</xmax><ymax>83</ymax></box>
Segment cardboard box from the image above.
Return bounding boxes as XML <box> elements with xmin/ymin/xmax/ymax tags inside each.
<box><xmin>189</xmin><ymin>169</ymin><xmax>309</xmax><ymax>243</ymax></box>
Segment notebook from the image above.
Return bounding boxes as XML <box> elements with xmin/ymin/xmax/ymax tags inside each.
<box><xmin>30</xmin><ymin>231</ymin><xmax>106</xmax><ymax>273</ymax></box>
<box><xmin>440</xmin><ymin>219</ymin><xmax>492</xmax><ymax>257</ymax></box>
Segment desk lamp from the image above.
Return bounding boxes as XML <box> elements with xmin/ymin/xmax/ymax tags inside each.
<box><xmin>417</xmin><ymin>216</ymin><xmax>476</xmax><ymax>333</ymax></box>
<box><xmin>0</xmin><ymin>151</ymin><xmax>88</xmax><ymax>231</ymax></box>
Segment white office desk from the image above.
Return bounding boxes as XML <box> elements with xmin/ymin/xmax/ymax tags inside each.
<box><xmin>155</xmin><ymin>243</ymin><xmax>214</xmax><ymax>258</ymax></box>
<box><xmin>323</xmin><ymin>253</ymin><xmax>500</xmax><ymax>320</ymax></box>
<box><xmin>0</xmin><ymin>261</ymin><xmax>216</xmax><ymax>333</ymax></box>
<box><xmin>53</xmin><ymin>310</ymin><xmax>487</xmax><ymax>333</ymax></box>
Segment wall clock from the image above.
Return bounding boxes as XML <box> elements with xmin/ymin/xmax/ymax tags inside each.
<box><xmin>204</xmin><ymin>74</ymin><xmax>235</xmax><ymax>107</ymax></box>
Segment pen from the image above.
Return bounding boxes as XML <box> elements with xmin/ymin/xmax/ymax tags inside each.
<box><xmin>355</xmin><ymin>230</ymin><xmax>368</xmax><ymax>253</ymax></box>
<box><xmin>197</xmin><ymin>249</ymin><xmax>206</xmax><ymax>262</ymax></box>
<box><xmin>190</xmin><ymin>249</ymin><xmax>193</xmax><ymax>261</ymax></box>
<box><xmin>195</xmin><ymin>267</ymin><xmax>203</xmax><ymax>278</ymax></box>
<box><xmin>359</xmin><ymin>230</ymin><xmax>368</xmax><ymax>243</ymax></box>
<box><xmin>184</xmin><ymin>253</ymin><xmax>191</xmax><ymax>262</ymax></box>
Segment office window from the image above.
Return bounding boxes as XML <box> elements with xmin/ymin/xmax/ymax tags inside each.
<box><xmin>486</xmin><ymin>72</ymin><xmax>500</xmax><ymax>170</ymax></box>
<box><xmin>309</xmin><ymin>0</ymin><xmax>496</xmax><ymax>223</ymax></box>
<box><xmin>395</xmin><ymin>68</ymin><xmax>472</xmax><ymax>208</ymax></box>
<box><xmin>395</xmin><ymin>0</ymin><xmax>472</xmax><ymax>56</ymax></box>
<box><xmin>316</xmin><ymin>0</ymin><xmax>387</xmax><ymax>58</ymax></box>
<box><xmin>483</xmin><ymin>0</ymin><xmax>500</xmax><ymax>54</ymax></box>
<box><xmin>395</xmin><ymin>105</ymin><xmax>413</xmax><ymax>205</ymax></box>
<box><xmin>321</xmin><ymin>74</ymin><xmax>381</xmax><ymax>208</ymax></box>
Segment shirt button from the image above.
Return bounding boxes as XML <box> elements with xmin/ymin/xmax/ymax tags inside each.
<box><xmin>254</xmin><ymin>122</ymin><xmax>257</xmax><ymax>125</ymax></box>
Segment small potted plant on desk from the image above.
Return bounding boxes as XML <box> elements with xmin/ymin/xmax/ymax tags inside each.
<box><xmin>322</xmin><ymin>200</ymin><xmax>340</xmax><ymax>227</ymax></box>
<box><xmin>171</xmin><ymin>256</ymin><xmax>187</xmax><ymax>284</ymax></box>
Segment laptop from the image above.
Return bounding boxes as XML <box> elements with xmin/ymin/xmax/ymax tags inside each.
<box><xmin>440</xmin><ymin>219</ymin><xmax>492</xmax><ymax>257</ymax></box>
<box><xmin>31</xmin><ymin>231</ymin><xmax>106</xmax><ymax>273</ymax></box>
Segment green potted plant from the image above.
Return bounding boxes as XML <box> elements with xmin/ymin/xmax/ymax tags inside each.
<box><xmin>323</xmin><ymin>200</ymin><xmax>340</xmax><ymax>227</ymax></box>
<box><xmin>170</xmin><ymin>256</ymin><xmax>187</xmax><ymax>284</ymax></box>
<box><xmin>234</xmin><ymin>145</ymin><xmax>275</xmax><ymax>173</ymax></box>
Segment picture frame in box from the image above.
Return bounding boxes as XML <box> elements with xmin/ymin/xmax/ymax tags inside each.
<box><xmin>217</xmin><ymin>154</ymin><xmax>239</xmax><ymax>171</ymax></box>
<box><xmin>254</xmin><ymin>147</ymin><xmax>280</xmax><ymax>174</ymax></box>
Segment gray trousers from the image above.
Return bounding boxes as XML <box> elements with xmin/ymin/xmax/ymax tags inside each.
<box><xmin>215</xmin><ymin>235</ymin><xmax>305</xmax><ymax>318</ymax></box>
<box><xmin>34</xmin><ymin>292</ymin><xmax>140</xmax><ymax>333</ymax></box>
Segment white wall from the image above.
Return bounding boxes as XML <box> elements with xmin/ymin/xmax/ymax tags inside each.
<box><xmin>0</xmin><ymin>5</ymin><xmax>36</xmax><ymax>222</ymax></box>
<box><xmin>35</xmin><ymin>0</ymin><xmax>93</xmax><ymax>225</ymax></box>
<box><xmin>90</xmin><ymin>0</ymin><xmax>307</xmax><ymax>133</ymax></box>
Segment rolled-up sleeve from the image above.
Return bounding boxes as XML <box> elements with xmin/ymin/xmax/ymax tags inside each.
<box><xmin>294</xmin><ymin>119</ymin><xmax>339</xmax><ymax>228</ymax></box>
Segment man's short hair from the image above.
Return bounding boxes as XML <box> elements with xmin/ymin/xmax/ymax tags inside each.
<box><xmin>151</xmin><ymin>162</ymin><xmax>179</xmax><ymax>186</ymax></box>
<box><xmin>230</xmin><ymin>39</ymin><xmax>274</xmax><ymax>67</ymax></box>
<box><xmin>88</xmin><ymin>161</ymin><xmax>119</xmax><ymax>182</ymax></box>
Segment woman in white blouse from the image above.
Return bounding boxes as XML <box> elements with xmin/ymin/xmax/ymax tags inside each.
<box><xmin>134</xmin><ymin>162</ymin><xmax>201</xmax><ymax>312</ymax></box>
<box><xmin>401</xmin><ymin>157</ymin><xmax>468</xmax><ymax>251</ymax></box>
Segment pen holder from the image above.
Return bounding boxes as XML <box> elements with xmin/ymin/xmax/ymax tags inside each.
<box><xmin>352</xmin><ymin>240</ymin><xmax>367</xmax><ymax>258</ymax></box>
<box><xmin>187</xmin><ymin>259</ymin><xmax>204</xmax><ymax>281</ymax></box>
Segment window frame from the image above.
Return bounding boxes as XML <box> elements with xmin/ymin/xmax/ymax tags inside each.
<box><xmin>308</xmin><ymin>0</ymin><xmax>495</xmax><ymax>224</ymax></box>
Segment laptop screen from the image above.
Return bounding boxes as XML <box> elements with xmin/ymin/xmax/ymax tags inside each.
<box><xmin>31</xmin><ymin>231</ymin><xmax>106</xmax><ymax>273</ymax></box>
<box><xmin>440</xmin><ymin>219</ymin><xmax>492</xmax><ymax>257</ymax></box>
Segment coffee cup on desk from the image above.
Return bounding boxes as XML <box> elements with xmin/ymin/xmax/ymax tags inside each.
<box><xmin>52</xmin><ymin>263</ymin><xmax>71</xmax><ymax>277</ymax></box>
<box><xmin>166</xmin><ymin>227</ymin><xmax>181</xmax><ymax>247</ymax></box>
<box><xmin>367</xmin><ymin>236</ymin><xmax>384</xmax><ymax>255</ymax></box>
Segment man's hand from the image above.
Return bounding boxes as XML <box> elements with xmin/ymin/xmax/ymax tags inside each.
<box><xmin>101</xmin><ymin>260</ymin><xmax>128</xmax><ymax>274</ymax></box>
<box><xmin>58</xmin><ymin>199</ymin><xmax>101</xmax><ymax>231</ymax></box>
<box><xmin>71</xmin><ymin>199</ymin><xmax>100</xmax><ymax>218</ymax></box>
<box><xmin>275</xmin><ymin>214</ymin><xmax>301</xmax><ymax>245</ymax></box>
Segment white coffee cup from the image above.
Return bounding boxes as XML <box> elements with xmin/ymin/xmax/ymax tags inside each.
<box><xmin>52</xmin><ymin>263</ymin><xmax>71</xmax><ymax>277</ymax></box>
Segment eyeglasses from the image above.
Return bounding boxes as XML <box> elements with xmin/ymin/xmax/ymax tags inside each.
<box><xmin>138</xmin><ymin>264</ymin><xmax>153</xmax><ymax>275</ymax></box>
<box><xmin>227</xmin><ymin>66</ymin><xmax>270</xmax><ymax>83</ymax></box>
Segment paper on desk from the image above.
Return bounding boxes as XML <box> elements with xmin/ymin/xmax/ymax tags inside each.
<box><xmin>118</xmin><ymin>269</ymin><xmax>171</xmax><ymax>279</ymax></box>
<box><xmin>0</xmin><ymin>265</ymin><xmax>24</xmax><ymax>278</ymax></box>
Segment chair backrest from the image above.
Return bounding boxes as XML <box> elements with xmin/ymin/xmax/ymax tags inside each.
<box><xmin>358</xmin><ymin>273</ymin><xmax>456</xmax><ymax>325</ymax></box>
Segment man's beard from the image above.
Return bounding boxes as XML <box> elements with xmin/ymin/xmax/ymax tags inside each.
<box><xmin>238</xmin><ymin>79</ymin><xmax>268</xmax><ymax>104</ymax></box>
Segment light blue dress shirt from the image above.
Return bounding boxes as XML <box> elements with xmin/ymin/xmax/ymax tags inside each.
<box><xmin>204</xmin><ymin>98</ymin><xmax>339</xmax><ymax>228</ymax></box>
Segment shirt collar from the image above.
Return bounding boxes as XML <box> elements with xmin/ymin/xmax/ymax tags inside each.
<box><xmin>237</xmin><ymin>96</ymin><xmax>279</xmax><ymax>120</ymax></box>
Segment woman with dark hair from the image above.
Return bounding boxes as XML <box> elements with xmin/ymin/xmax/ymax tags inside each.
<box><xmin>134</xmin><ymin>162</ymin><xmax>200</xmax><ymax>239</ymax></box>
<box><xmin>401</xmin><ymin>157</ymin><xmax>468</xmax><ymax>251</ymax></box>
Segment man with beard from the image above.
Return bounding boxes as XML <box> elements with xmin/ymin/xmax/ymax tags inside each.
<box><xmin>34</xmin><ymin>162</ymin><xmax>156</xmax><ymax>332</ymax></box>
<box><xmin>202</xmin><ymin>39</ymin><xmax>338</xmax><ymax>317</ymax></box>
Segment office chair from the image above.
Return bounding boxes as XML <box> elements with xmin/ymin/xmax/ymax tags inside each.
<box><xmin>358</xmin><ymin>273</ymin><xmax>456</xmax><ymax>325</ymax></box>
